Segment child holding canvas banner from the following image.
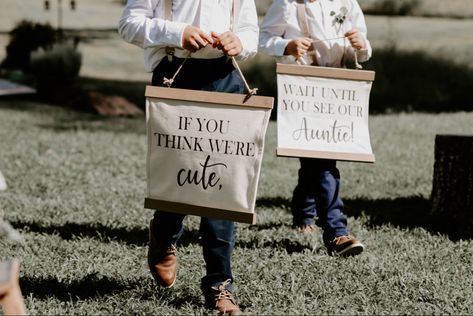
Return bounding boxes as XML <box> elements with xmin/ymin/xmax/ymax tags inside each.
<box><xmin>259</xmin><ymin>0</ymin><xmax>372</xmax><ymax>256</ymax></box>
<box><xmin>119</xmin><ymin>0</ymin><xmax>258</xmax><ymax>314</ymax></box>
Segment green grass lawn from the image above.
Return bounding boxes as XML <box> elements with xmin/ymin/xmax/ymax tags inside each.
<box><xmin>1</xmin><ymin>99</ymin><xmax>473</xmax><ymax>315</ymax></box>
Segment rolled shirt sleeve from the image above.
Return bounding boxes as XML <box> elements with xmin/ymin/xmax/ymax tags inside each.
<box><xmin>119</xmin><ymin>0</ymin><xmax>259</xmax><ymax>72</ymax></box>
<box><xmin>259</xmin><ymin>0</ymin><xmax>291</xmax><ymax>57</ymax></box>
<box><xmin>258</xmin><ymin>0</ymin><xmax>372</xmax><ymax>66</ymax></box>
<box><xmin>118</xmin><ymin>0</ymin><xmax>187</xmax><ymax>49</ymax></box>
<box><xmin>345</xmin><ymin>0</ymin><xmax>372</xmax><ymax>63</ymax></box>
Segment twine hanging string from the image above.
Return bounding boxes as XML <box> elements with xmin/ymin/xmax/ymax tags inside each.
<box><xmin>163</xmin><ymin>52</ymin><xmax>258</xmax><ymax>100</ymax></box>
<box><xmin>162</xmin><ymin>52</ymin><xmax>192</xmax><ymax>87</ymax></box>
<box><xmin>231</xmin><ymin>56</ymin><xmax>258</xmax><ymax>97</ymax></box>
<box><xmin>297</xmin><ymin>35</ymin><xmax>363</xmax><ymax>69</ymax></box>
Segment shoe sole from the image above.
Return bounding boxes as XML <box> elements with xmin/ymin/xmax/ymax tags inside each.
<box><xmin>148</xmin><ymin>257</ymin><xmax>177</xmax><ymax>288</ymax></box>
<box><xmin>148</xmin><ymin>262</ymin><xmax>177</xmax><ymax>288</ymax></box>
<box><xmin>162</xmin><ymin>277</ymin><xmax>176</xmax><ymax>288</ymax></box>
<box><xmin>336</xmin><ymin>243</ymin><xmax>365</xmax><ymax>256</ymax></box>
<box><xmin>150</xmin><ymin>271</ymin><xmax>177</xmax><ymax>288</ymax></box>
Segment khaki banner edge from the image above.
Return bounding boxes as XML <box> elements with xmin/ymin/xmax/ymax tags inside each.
<box><xmin>144</xmin><ymin>198</ymin><xmax>257</xmax><ymax>224</ymax></box>
<box><xmin>277</xmin><ymin>148</ymin><xmax>375</xmax><ymax>163</ymax></box>
<box><xmin>145</xmin><ymin>86</ymin><xmax>274</xmax><ymax>109</ymax></box>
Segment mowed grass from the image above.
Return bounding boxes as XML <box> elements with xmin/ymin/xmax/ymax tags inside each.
<box><xmin>1</xmin><ymin>100</ymin><xmax>473</xmax><ymax>315</ymax></box>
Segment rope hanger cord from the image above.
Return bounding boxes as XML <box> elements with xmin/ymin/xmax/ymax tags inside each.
<box><xmin>296</xmin><ymin>36</ymin><xmax>363</xmax><ymax>69</ymax></box>
<box><xmin>162</xmin><ymin>53</ymin><xmax>258</xmax><ymax>98</ymax></box>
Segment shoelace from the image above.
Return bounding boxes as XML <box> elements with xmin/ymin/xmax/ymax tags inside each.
<box><xmin>165</xmin><ymin>244</ymin><xmax>177</xmax><ymax>256</ymax></box>
<box><xmin>213</xmin><ymin>279</ymin><xmax>236</xmax><ymax>307</ymax></box>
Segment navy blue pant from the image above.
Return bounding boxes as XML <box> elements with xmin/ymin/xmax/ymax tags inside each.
<box><xmin>291</xmin><ymin>158</ymin><xmax>349</xmax><ymax>244</ymax></box>
<box><xmin>151</xmin><ymin>56</ymin><xmax>243</xmax><ymax>294</ymax></box>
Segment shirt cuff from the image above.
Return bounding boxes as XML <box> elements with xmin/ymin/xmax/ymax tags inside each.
<box><xmin>234</xmin><ymin>32</ymin><xmax>258</xmax><ymax>60</ymax></box>
<box><xmin>356</xmin><ymin>48</ymin><xmax>370</xmax><ymax>63</ymax></box>
<box><xmin>273</xmin><ymin>38</ymin><xmax>291</xmax><ymax>57</ymax></box>
<box><xmin>164</xmin><ymin>21</ymin><xmax>188</xmax><ymax>48</ymax></box>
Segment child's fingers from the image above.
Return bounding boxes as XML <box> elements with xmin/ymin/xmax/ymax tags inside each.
<box><xmin>300</xmin><ymin>38</ymin><xmax>312</xmax><ymax>48</ymax></box>
<box><xmin>195</xmin><ymin>34</ymin><xmax>210</xmax><ymax>48</ymax></box>
<box><xmin>226</xmin><ymin>46</ymin><xmax>240</xmax><ymax>56</ymax></box>
<box><xmin>348</xmin><ymin>37</ymin><xmax>364</xmax><ymax>49</ymax></box>
<box><xmin>211</xmin><ymin>31</ymin><xmax>242</xmax><ymax>55</ymax></box>
<box><xmin>188</xmin><ymin>39</ymin><xmax>199</xmax><ymax>51</ymax></box>
<box><xmin>218</xmin><ymin>32</ymin><xmax>235</xmax><ymax>46</ymax></box>
<box><xmin>198</xmin><ymin>31</ymin><xmax>214</xmax><ymax>45</ymax></box>
<box><xmin>344</xmin><ymin>28</ymin><xmax>359</xmax><ymax>37</ymax></box>
<box><xmin>345</xmin><ymin>32</ymin><xmax>358</xmax><ymax>41</ymax></box>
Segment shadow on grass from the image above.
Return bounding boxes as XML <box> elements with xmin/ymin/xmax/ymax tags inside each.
<box><xmin>237</xmin><ymin>237</ymin><xmax>313</xmax><ymax>254</ymax></box>
<box><xmin>256</xmin><ymin>195</ymin><xmax>472</xmax><ymax>241</ymax></box>
<box><xmin>36</xmin><ymin>116</ymin><xmax>145</xmax><ymax>134</ymax></box>
<box><xmin>20</xmin><ymin>273</ymin><xmax>141</xmax><ymax>301</ymax></box>
<box><xmin>20</xmin><ymin>273</ymin><xmax>204</xmax><ymax>309</ymax></box>
<box><xmin>256</xmin><ymin>196</ymin><xmax>291</xmax><ymax>210</ymax></box>
<box><xmin>11</xmin><ymin>217</ymin><xmax>311</xmax><ymax>254</ymax></box>
<box><xmin>12</xmin><ymin>196</ymin><xmax>469</xmax><ymax>250</ymax></box>
<box><xmin>165</xmin><ymin>289</ymin><xmax>204</xmax><ymax>310</ymax></box>
<box><xmin>344</xmin><ymin>196</ymin><xmax>432</xmax><ymax>230</ymax></box>
<box><xmin>12</xmin><ymin>220</ymin><xmax>149</xmax><ymax>246</ymax></box>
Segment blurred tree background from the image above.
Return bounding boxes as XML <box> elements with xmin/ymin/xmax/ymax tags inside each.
<box><xmin>0</xmin><ymin>0</ymin><xmax>472</xmax><ymax>114</ymax></box>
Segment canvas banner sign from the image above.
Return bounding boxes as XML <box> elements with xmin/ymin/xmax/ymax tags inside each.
<box><xmin>145</xmin><ymin>86</ymin><xmax>273</xmax><ymax>224</ymax></box>
<box><xmin>277</xmin><ymin>64</ymin><xmax>376</xmax><ymax>162</ymax></box>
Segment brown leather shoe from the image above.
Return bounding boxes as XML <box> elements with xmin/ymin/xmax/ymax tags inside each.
<box><xmin>326</xmin><ymin>235</ymin><xmax>364</xmax><ymax>256</ymax></box>
<box><xmin>147</xmin><ymin>220</ymin><xmax>177</xmax><ymax>288</ymax></box>
<box><xmin>210</xmin><ymin>280</ymin><xmax>241</xmax><ymax>315</ymax></box>
<box><xmin>297</xmin><ymin>224</ymin><xmax>317</xmax><ymax>234</ymax></box>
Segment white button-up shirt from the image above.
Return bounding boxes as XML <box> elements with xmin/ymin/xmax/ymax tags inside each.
<box><xmin>259</xmin><ymin>0</ymin><xmax>372</xmax><ymax>67</ymax></box>
<box><xmin>119</xmin><ymin>0</ymin><xmax>259</xmax><ymax>72</ymax></box>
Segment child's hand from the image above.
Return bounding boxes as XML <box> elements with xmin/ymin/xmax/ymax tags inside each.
<box><xmin>284</xmin><ymin>38</ymin><xmax>312</xmax><ymax>58</ymax></box>
<box><xmin>345</xmin><ymin>28</ymin><xmax>366</xmax><ymax>50</ymax></box>
<box><xmin>182</xmin><ymin>25</ymin><xmax>214</xmax><ymax>52</ymax></box>
<box><xmin>211</xmin><ymin>31</ymin><xmax>242</xmax><ymax>56</ymax></box>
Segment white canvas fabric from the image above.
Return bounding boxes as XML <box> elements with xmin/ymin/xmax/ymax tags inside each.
<box><xmin>146</xmin><ymin>93</ymin><xmax>270</xmax><ymax>218</ymax></box>
<box><xmin>277</xmin><ymin>71</ymin><xmax>374</xmax><ymax>161</ymax></box>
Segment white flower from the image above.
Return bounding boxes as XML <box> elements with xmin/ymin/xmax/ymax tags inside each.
<box><xmin>330</xmin><ymin>6</ymin><xmax>349</xmax><ymax>33</ymax></box>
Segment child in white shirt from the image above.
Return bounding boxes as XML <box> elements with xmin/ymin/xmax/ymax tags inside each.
<box><xmin>120</xmin><ymin>0</ymin><xmax>258</xmax><ymax>313</ymax></box>
<box><xmin>259</xmin><ymin>0</ymin><xmax>371</xmax><ymax>256</ymax></box>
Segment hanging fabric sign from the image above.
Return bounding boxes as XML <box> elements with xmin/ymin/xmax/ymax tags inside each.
<box><xmin>145</xmin><ymin>86</ymin><xmax>273</xmax><ymax>224</ymax></box>
<box><xmin>277</xmin><ymin>63</ymin><xmax>376</xmax><ymax>162</ymax></box>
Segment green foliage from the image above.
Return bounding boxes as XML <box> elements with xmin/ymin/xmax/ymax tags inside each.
<box><xmin>30</xmin><ymin>43</ymin><xmax>82</xmax><ymax>84</ymax></box>
<box><xmin>0</xmin><ymin>20</ymin><xmax>83</xmax><ymax>104</ymax></box>
<box><xmin>0</xmin><ymin>20</ymin><xmax>56</xmax><ymax>71</ymax></box>
<box><xmin>1</xmin><ymin>100</ymin><xmax>473</xmax><ymax>314</ymax></box>
<box><xmin>357</xmin><ymin>0</ymin><xmax>473</xmax><ymax>18</ymax></box>
<box><xmin>27</xmin><ymin>43</ymin><xmax>83</xmax><ymax>105</ymax></box>
<box><xmin>363</xmin><ymin>47</ymin><xmax>473</xmax><ymax>113</ymax></box>
<box><xmin>358</xmin><ymin>0</ymin><xmax>421</xmax><ymax>16</ymax></box>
